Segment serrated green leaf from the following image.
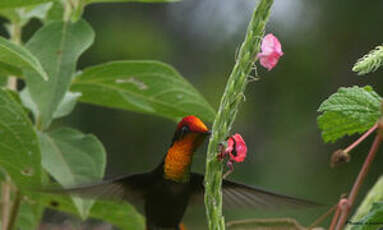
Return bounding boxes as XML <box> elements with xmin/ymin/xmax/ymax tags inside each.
<box><xmin>39</xmin><ymin>128</ymin><xmax>106</xmax><ymax>218</ymax></box>
<box><xmin>0</xmin><ymin>36</ymin><xmax>48</xmax><ymax>80</ymax></box>
<box><xmin>317</xmin><ymin>111</ymin><xmax>373</xmax><ymax>143</ymax></box>
<box><xmin>0</xmin><ymin>89</ymin><xmax>41</xmax><ymax>189</ymax></box>
<box><xmin>317</xmin><ymin>86</ymin><xmax>382</xmax><ymax>142</ymax></box>
<box><xmin>71</xmin><ymin>61</ymin><xmax>216</xmax><ymax>122</ymax></box>
<box><xmin>41</xmin><ymin>194</ymin><xmax>145</xmax><ymax>230</ymax></box>
<box><xmin>0</xmin><ymin>0</ymin><xmax>53</xmax><ymax>9</ymax></box>
<box><xmin>350</xmin><ymin>202</ymin><xmax>383</xmax><ymax>230</ymax></box>
<box><xmin>25</xmin><ymin>19</ymin><xmax>94</xmax><ymax>129</ymax></box>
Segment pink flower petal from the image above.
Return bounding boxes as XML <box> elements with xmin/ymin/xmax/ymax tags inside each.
<box><xmin>257</xmin><ymin>33</ymin><xmax>283</xmax><ymax>71</ymax></box>
<box><xmin>227</xmin><ymin>133</ymin><xmax>247</xmax><ymax>163</ymax></box>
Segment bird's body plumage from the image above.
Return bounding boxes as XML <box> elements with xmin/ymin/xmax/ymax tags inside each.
<box><xmin>45</xmin><ymin>116</ymin><xmax>317</xmax><ymax>230</ymax></box>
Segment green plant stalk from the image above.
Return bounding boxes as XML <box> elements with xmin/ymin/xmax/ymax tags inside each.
<box><xmin>203</xmin><ymin>0</ymin><xmax>274</xmax><ymax>229</ymax></box>
<box><xmin>344</xmin><ymin>176</ymin><xmax>383</xmax><ymax>230</ymax></box>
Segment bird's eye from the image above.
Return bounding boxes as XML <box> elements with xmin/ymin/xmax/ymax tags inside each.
<box><xmin>180</xmin><ymin>125</ymin><xmax>190</xmax><ymax>137</ymax></box>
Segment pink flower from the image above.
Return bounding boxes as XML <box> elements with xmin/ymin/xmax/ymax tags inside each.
<box><xmin>226</xmin><ymin>134</ymin><xmax>247</xmax><ymax>162</ymax></box>
<box><xmin>257</xmin><ymin>33</ymin><xmax>284</xmax><ymax>71</ymax></box>
<box><xmin>218</xmin><ymin>133</ymin><xmax>247</xmax><ymax>163</ymax></box>
<box><xmin>217</xmin><ymin>133</ymin><xmax>248</xmax><ymax>178</ymax></box>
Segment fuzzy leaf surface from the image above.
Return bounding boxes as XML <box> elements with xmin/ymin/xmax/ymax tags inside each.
<box><xmin>0</xmin><ymin>36</ymin><xmax>48</xmax><ymax>80</ymax></box>
<box><xmin>71</xmin><ymin>61</ymin><xmax>215</xmax><ymax>122</ymax></box>
<box><xmin>25</xmin><ymin>19</ymin><xmax>94</xmax><ymax>129</ymax></box>
<box><xmin>39</xmin><ymin>128</ymin><xmax>106</xmax><ymax>218</ymax></box>
<box><xmin>317</xmin><ymin>86</ymin><xmax>382</xmax><ymax>142</ymax></box>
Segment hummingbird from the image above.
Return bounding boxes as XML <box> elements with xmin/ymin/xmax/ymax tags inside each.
<box><xmin>50</xmin><ymin>115</ymin><xmax>317</xmax><ymax>230</ymax></box>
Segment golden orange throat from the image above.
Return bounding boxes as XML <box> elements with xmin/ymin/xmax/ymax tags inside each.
<box><xmin>164</xmin><ymin>134</ymin><xmax>200</xmax><ymax>182</ymax></box>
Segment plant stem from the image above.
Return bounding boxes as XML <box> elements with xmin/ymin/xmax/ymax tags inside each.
<box><xmin>344</xmin><ymin>123</ymin><xmax>378</xmax><ymax>153</ymax></box>
<box><xmin>344</xmin><ymin>176</ymin><xmax>383</xmax><ymax>230</ymax></box>
<box><xmin>335</xmin><ymin>126</ymin><xmax>383</xmax><ymax>230</ymax></box>
<box><xmin>7</xmin><ymin>190</ymin><xmax>21</xmax><ymax>230</ymax></box>
<box><xmin>1</xmin><ymin>177</ymin><xmax>11</xmax><ymax>230</ymax></box>
<box><xmin>309</xmin><ymin>203</ymin><xmax>337</xmax><ymax>229</ymax></box>
<box><xmin>329</xmin><ymin>204</ymin><xmax>341</xmax><ymax>230</ymax></box>
<box><xmin>203</xmin><ymin>0</ymin><xmax>273</xmax><ymax>229</ymax></box>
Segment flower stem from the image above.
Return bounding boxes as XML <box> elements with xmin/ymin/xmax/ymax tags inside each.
<box><xmin>334</xmin><ymin>125</ymin><xmax>383</xmax><ymax>230</ymax></box>
<box><xmin>344</xmin><ymin>123</ymin><xmax>378</xmax><ymax>153</ymax></box>
<box><xmin>309</xmin><ymin>203</ymin><xmax>337</xmax><ymax>229</ymax></box>
<box><xmin>203</xmin><ymin>0</ymin><xmax>274</xmax><ymax>229</ymax></box>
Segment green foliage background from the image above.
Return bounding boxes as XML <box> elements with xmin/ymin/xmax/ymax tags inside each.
<box><xmin>0</xmin><ymin>0</ymin><xmax>383</xmax><ymax>229</ymax></box>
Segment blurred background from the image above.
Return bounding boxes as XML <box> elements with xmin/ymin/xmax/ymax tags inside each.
<box><xmin>3</xmin><ymin>0</ymin><xmax>383</xmax><ymax>229</ymax></box>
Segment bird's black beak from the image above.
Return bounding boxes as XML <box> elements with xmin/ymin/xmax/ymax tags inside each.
<box><xmin>204</xmin><ymin>130</ymin><xmax>211</xmax><ymax>136</ymax></box>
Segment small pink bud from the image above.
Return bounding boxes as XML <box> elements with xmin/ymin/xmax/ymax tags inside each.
<box><xmin>257</xmin><ymin>33</ymin><xmax>284</xmax><ymax>71</ymax></box>
<box><xmin>226</xmin><ymin>134</ymin><xmax>247</xmax><ymax>163</ymax></box>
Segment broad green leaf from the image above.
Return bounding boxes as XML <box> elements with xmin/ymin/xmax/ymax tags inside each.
<box><xmin>39</xmin><ymin>128</ymin><xmax>106</xmax><ymax>218</ymax></box>
<box><xmin>71</xmin><ymin>61</ymin><xmax>216</xmax><ymax>122</ymax></box>
<box><xmin>85</xmin><ymin>0</ymin><xmax>179</xmax><ymax>4</ymax></box>
<box><xmin>317</xmin><ymin>86</ymin><xmax>382</xmax><ymax>142</ymax></box>
<box><xmin>0</xmin><ymin>0</ymin><xmax>53</xmax><ymax>9</ymax></box>
<box><xmin>44</xmin><ymin>0</ymin><xmax>64</xmax><ymax>22</ymax></box>
<box><xmin>0</xmin><ymin>62</ymin><xmax>23</xmax><ymax>77</ymax></box>
<box><xmin>0</xmin><ymin>75</ymin><xmax>7</xmax><ymax>86</ymax></box>
<box><xmin>351</xmin><ymin>202</ymin><xmax>383</xmax><ymax>230</ymax></box>
<box><xmin>0</xmin><ymin>89</ymin><xmax>41</xmax><ymax>189</ymax></box>
<box><xmin>41</xmin><ymin>194</ymin><xmax>145</xmax><ymax>230</ymax></box>
<box><xmin>53</xmin><ymin>91</ymin><xmax>82</xmax><ymax>119</ymax></box>
<box><xmin>25</xmin><ymin>19</ymin><xmax>94</xmax><ymax>129</ymax></box>
<box><xmin>0</xmin><ymin>36</ymin><xmax>48</xmax><ymax>80</ymax></box>
<box><xmin>20</xmin><ymin>88</ymin><xmax>80</xmax><ymax>120</ymax></box>
<box><xmin>20</xmin><ymin>88</ymin><xmax>39</xmax><ymax>120</ymax></box>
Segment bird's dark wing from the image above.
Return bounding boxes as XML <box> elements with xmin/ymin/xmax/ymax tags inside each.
<box><xmin>190</xmin><ymin>173</ymin><xmax>319</xmax><ymax>210</ymax></box>
<box><xmin>40</xmin><ymin>172</ymin><xmax>152</xmax><ymax>207</ymax></box>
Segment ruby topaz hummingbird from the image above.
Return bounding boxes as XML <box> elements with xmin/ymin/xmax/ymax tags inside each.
<box><xmin>50</xmin><ymin>115</ymin><xmax>316</xmax><ymax>230</ymax></box>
